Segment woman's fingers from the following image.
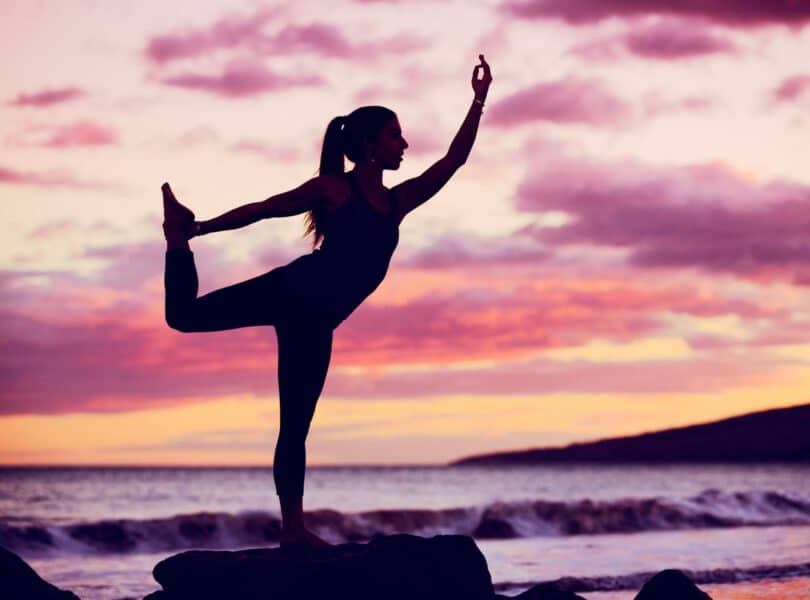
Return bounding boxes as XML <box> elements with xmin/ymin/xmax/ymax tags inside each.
<box><xmin>162</xmin><ymin>182</ymin><xmax>173</xmax><ymax>197</ymax></box>
<box><xmin>478</xmin><ymin>54</ymin><xmax>492</xmax><ymax>80</ymax></box>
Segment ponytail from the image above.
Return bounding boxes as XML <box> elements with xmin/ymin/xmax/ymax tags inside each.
<box><xmin>320</xmin><ymin>116</ymin><xmax>346</xmax><ymax>176</ymax></box>
<box><xmin>304</xmin><ymin>116</ymin><xmax>345</xmax><ymax>248</ymax></box>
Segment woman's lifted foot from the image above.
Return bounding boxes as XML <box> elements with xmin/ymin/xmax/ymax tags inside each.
<box><xmin>279</xmin><ymin>526</ymin><xmax>333</xmax><ymax>549</ymax></box>
<box><xmin>162</xmin><ymin>182</ymin><xmax>195</xmax><ymax>245</ymax></box>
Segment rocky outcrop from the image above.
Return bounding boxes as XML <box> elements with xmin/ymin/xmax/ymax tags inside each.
<box><xmin>144</xmin><ymin>534</ymin><xmax>494</xmax><ymax>600</ymax></box>
<box><xmin>1</xmin><ymin>536</ymin><xmax>714</xmax><ymax>599</ymax></box>
<box><xmin>0</xmin><ymin>545</ymin><xmax>79</xmax><ymax>600</ymax></box>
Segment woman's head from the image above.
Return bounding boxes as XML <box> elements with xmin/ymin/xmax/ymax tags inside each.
<box><xmin>319</xmin><ymin>105</ymin><xmax>405</xmax><ymax>174</ymax></box>
<box><xmin>306</xmin><ymin>106</ymin><xmax>407</xmax><ymax>246</ymax></box>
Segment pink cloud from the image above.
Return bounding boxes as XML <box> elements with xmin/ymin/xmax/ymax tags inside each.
<box><xmin>0</xmin><ymin>241</ymin><xmax>780</xmax><ymax>415</ymax></box>
<box><xmin>324</xmin><ymin>351</ymin><xmax>791</xmax><ymax>399</ymax></box>
<box><xmin>515</xmin><ymin>143</ymin><xmax>810</xmax><ymax>285</ymax></box>
<box><xmin>770</xmin><ymin>74</ymin><xmax>810</xmax><ymax>103</ymax></box>
<box><xmin>570</xmin><ymin>19</ymin><xmax>737</xmax><ymax>61</ymax></box>
<box><xmin>0</xmin><ymin>164</ymin><xmax>105</xmax><ymax>189</ymax></box>
<box><xmin>145</xmin><ymin>7</ymin><xmax>427</xmax><ymax>66</ymax></box>
<box><xmin>499</xmin><ymin>0</ymin><xmax>810</xmax><ymax>28</ymax></box>
<box><xmin>145</xmin><ymin>7</ymin><xmax>281</xmax><ymax>64</ymax></box>
<box><xmin>157</xmin><ymin>58</ymin><xmax>323</xmax><ymax>98</ymax></box>
<box><xmin>488</xmin><ymin>78</ymin><xmax>631</xmax><ymax>127</ymax></box>
<box><xmin>8</xmin><ymin>86</ymin><xmax>84</xmax><ymax>107</ymax></box>
<box><xmin>43</xmin><ymin>121</ymin><xmax>118</xmax><ymax>148</ymax></box>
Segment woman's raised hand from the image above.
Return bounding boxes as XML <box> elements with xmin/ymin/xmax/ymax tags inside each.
<box><xmin>472</xmin><ymin>54</ymin><xmax>492</xmax><ymax>102</ymax></box>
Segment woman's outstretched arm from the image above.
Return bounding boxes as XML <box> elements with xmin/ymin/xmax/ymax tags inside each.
<box><xmin>194</xmin><ymin>177</ymin><xmax>323</xmax><ymax>237</ymax></box>
<box><xmin>391</xmin><ymin>55</ymin><xmax>493</xmax><ymax>221</ymax></box>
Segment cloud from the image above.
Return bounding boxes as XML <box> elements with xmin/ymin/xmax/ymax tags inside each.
<box><xmin>44</xmin><ymin>121</ymin><xmax>118</xmax><ymax>147</ymax></box>
<box><xmin>0</xmin><ymin>243</ymin><xmax>779</xmax><ymax>415</ymax></box>
<box><xmin>156</xmin><ymin>58</ymin><xmax>323</xmax><ymax>98</ymax></box>
<box><xmin>499</xmin><ymin>0</ymin><xmax>810</xmax><ymax>28</ymax></box>
<box><xmin>145</xmin><ymin>7</ymin><xmax>427</xmax><ymax>66</ymax></box>
<box><xmin>515</xmin><ymin>141</ymin><xmax>810</xmax><ymax>285</ymax></box>
<box><xmin>325</xmin><ymin>351</ymin><xmax>793</xmax><ymax>399</ymax></box>
<box><xmin>6</xmin><ymin>121</ymin><xmax>119</xmax><ymax>148</ymax></box>
<box><xmin>570</xmin><ymin>19</ymin><xmax>737</xmax><ymax>61</ymax></box>
<box><xmin>488</xmin><ymin>77</ymin><xmax>632</xmax><ymax>127</ymax></box>
<box><xmin>0</xmin><ymin>164</ymin><xmax>109</xmax><ymax>189</ymax></box>
<box><xmin>8</xmin><ymin>86</ymin><xmax>84</xmax><ymax>107</ymax></box>
<box><xmin>144</xmin><ymin>6</ymin><xmax>282</xmax><ymax>64</ymax></box>
<box><xmin>769</xmin><ymin>73</ymin><xmax>810</xmax><ymax>104</ymax></box>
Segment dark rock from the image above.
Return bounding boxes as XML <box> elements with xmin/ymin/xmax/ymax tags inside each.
<box><xmin>150</xmin><ymin>533</ymin><xmax>493</xmax><ymax>600</ymax></box>
<box><xmin>635</xmin><ymin>569</ymin><xmax>712</xmax><ymax>599</ymax></box>
<box><xmin>509</xmin><ymin>582</ymin><xmax>587</xmax><ymax>599</ymax></box>
<box><xmin>474</xmin><ymin>517</ymin><xmax>518</xmax><ymax>539</ymax></box>
<box><xmin>0</xmin><ymin>544</ymin><xmax>80</xmax><ymax>599</ymax></box>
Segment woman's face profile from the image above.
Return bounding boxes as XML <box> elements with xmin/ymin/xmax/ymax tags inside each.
<box><xmin>371</xmin><ymin>118</ymin><xmax>408</xmax><ymax>170</ymax></box>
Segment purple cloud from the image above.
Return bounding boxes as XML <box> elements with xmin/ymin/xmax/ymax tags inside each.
<box><xmin>571</xmin><ymin>19</ymin><xmax>737</xmax><ymax>61</ymax></box>
<box><xmin>770</xmin><ymin>74</ymin><xmax>810</xmax><ymax>103</ymax></box>
<box><xmin>515</xmin><ymin>143</ymin><xmax>810</xmax><ymax>285</ymax></box>
<box><xmin>156</xmin><ymin>58</ymin><xmax>323</xmax><ymax>98</ymax></box>
<box><xmin>145</xmin><ymin>7</ymin><xmax>427</xmax><ymax>66</ymax></box>
<box><xmin>44</xmin><ymin>121</ymin><xmax>118</xmax><ymax>148</ymax></box>
<box><xmin>500</xmin><ymin>0</ymin><xmax>810</xmax><ymax>28</ymax></box>
<box><xmin>0</xmin><ymin>164</ymin><xmax>105</xmax><ymax>189</ymax></box>
<box><xmin>8</xmin><ymin>86</ymin><xmax>84</xmax><ymax>107</ymax></box>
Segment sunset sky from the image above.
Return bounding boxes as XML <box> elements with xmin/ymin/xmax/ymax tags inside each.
<box><xmin>2</xmin><ymin>0</ymin><xmax>810</xmax><ymax>465</ymax></box>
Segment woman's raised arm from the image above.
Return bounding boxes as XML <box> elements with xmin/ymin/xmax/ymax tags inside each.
<box><xmin>194</xmin><ymin>177</ymin><xmax>324</xmax><ymax>237</ymax></box>
<box><xmin>391</xmin><ymin>55</ymin><xmax>493</xmax><ymax>220</ymax></box>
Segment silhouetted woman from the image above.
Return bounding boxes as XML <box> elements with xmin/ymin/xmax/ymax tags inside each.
<box><xmin>162</xmin><ymin>55</ymin><xmax>492</xmax><ymax>547</ymax></box>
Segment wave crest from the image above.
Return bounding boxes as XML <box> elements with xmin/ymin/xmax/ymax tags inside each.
<box><xmin>2</xmin><ymin>488</ymin><xmax>808</xmax><ymax>555</ymax></box>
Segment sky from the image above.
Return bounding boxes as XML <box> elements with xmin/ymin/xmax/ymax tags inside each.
<box><xmin>1</xmin><ymin>0</ymin><xmax>810</xmax><ymax>466</ymax></box>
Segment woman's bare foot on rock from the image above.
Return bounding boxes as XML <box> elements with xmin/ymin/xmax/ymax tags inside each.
<box><xmin>280</xmin><ymin>527</ymin><xmax>333</xmax><ymax>549</ymax></box>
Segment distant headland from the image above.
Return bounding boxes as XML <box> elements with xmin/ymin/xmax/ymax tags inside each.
<box><xmin>452</xmin><ymin>403</ymin><xmax>810</xmax><ymax>465</ymax></box>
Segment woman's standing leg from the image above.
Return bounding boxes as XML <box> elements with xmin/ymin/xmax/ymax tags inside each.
<box><xmin>274</xmin><ymin>321</ymin><xmax>333</xmax><ymax>546</ymax></box>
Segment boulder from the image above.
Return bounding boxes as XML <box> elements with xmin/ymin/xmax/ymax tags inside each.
<box><xmin>0</xmin><ymin>545</ymin><xmax>79</xmax><ymax>600</ymax></box>
<box><xmin>634</xmin><ymin>569</ymin><xmax>711</xmax><ymax>599</ymax></box>
<box><xmin>144</xmin><ymin>534</ymin><xmax>494</xmax><ymax>600</ymax></box>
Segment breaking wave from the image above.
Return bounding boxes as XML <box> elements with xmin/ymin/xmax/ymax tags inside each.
<box><xmin>2</xmin><ymin>488</ymin><xmax>809</xmax><ymax>555</ymax></box>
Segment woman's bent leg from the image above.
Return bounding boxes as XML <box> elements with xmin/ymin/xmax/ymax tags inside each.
<box><xmin>273</xmin><ymin>322</ymin><xmax>332</xmax><ymax>498</ymax></box>
<box><xmin>165</xmin><ymin>248</ymin><xmax>285</xmax><ymax>332</ymax></box>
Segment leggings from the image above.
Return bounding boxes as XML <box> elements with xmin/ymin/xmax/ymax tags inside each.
<box><xmin>164</xmin><ymin>248</ymin><xmax>332</xmax><ymax>497</ymax></box>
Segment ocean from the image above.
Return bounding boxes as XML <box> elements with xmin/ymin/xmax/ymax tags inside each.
<box><xmin>1</xmin><ymin>464</ymin><xmax>809</xmax><ymax>599</ymax></box>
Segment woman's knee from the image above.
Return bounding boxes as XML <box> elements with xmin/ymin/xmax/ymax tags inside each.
<box><xmin>165</xmin><ymin>308</ymin><xmax>196</xmax><ymax>333</ymax></box>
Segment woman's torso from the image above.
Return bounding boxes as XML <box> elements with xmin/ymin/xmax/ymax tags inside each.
<box><xmin>278</xmin><ymin>171</ymin><xmax>400</xmax><ymax>328</ymax></box>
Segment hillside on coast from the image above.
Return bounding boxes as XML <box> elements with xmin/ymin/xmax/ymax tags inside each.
<box><xmin>452</xmin><ymin>403</ymin><xmax>810</xmax><ymax>465</ymax></box>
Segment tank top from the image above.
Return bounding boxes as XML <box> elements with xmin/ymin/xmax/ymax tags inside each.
<box><xmin>279</xmin><ymin>171</ymin><xmax>400</xmax><ymax>328</ymax></box>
